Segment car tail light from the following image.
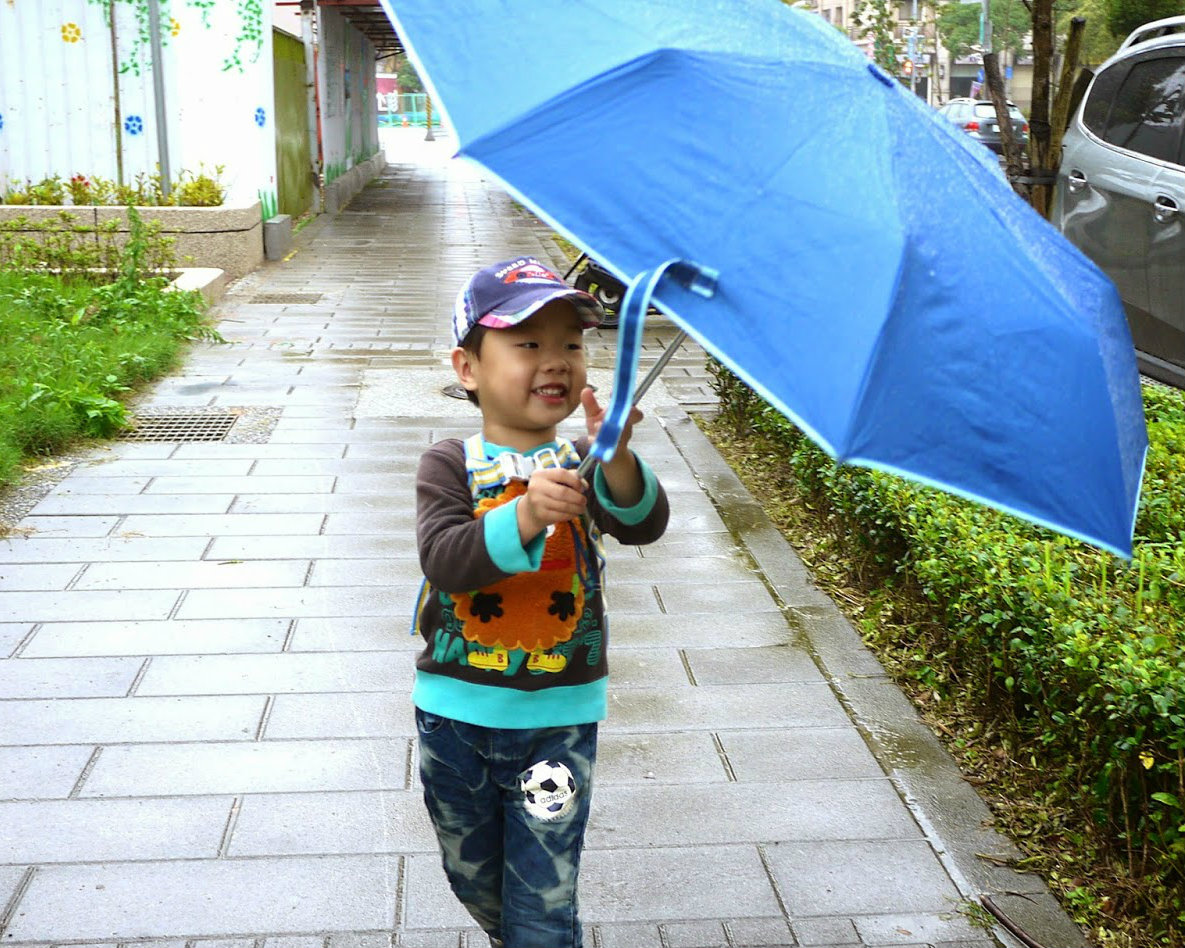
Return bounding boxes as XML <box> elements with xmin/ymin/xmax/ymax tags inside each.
<box><xmin>1022</xmin><ymin>123</ymin><xmax>1030</xmax><ymax>133</ymax></box>
<box><xmin>963</xmin><ymin>121</ymin><xmax>980</xmax><ymax>131</ymax></box>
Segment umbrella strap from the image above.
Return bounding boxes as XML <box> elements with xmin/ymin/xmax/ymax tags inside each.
<box><xmin>579</xmin><ymin>259</ymin><xmax>717</xmax><ymax>478</ymax></box>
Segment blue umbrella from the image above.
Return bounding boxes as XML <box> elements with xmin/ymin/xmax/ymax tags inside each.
<box><xmin>379</xmin><ymin>0</ymin><xmax>1148</xmax><ymax>558</ymax></box>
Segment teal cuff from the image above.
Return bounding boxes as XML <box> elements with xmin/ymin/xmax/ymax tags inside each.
<box><xmin>483</xmin><ymin>498</ymin><xmax>544</xmax><ymax>574</ymax></box>
<box><xmin>593</xmin><ymin>453</ymin><xmax>659</xmax><ymax>525</ymax></box>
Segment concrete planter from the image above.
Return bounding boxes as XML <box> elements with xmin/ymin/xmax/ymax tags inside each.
<box><xmin>0</xmin><ymin>202</ymin><xmax>263</xmax><ymax>280</ymax></box>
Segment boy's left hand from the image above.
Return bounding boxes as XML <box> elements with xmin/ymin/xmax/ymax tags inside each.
<box><xmin>581</xmin><ymin>386</ymin><xmax>643</xmax><ymax>457</ymax></box>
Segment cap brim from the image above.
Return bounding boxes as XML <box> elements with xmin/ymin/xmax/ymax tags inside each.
<box><xmin>477</xmin><ymin>287</ymin><xmax>603</xmax><ymax>330</ymax></box>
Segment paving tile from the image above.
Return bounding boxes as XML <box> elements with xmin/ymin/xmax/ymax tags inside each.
<box><xmin>0</xmin><ymin>796</ymin><xmax>232</xmax><ymax>863</ymax></box>
<box><xmin>176</xmin><ymin>586</ymin><xmax>418</xmax><ymax>620</ymax></box>
<box><xmin>588</xmin><ymin>779</ymin><xmax>917</xmax><ymax>847</ymax></box>
<box><xmin>3</xmin><ymin>855</ymin><xmax>400</xmax><ymax>941</ymax></box>
<box><xmin>228</xmin><ymin>789</ymin><xmax>436</xmax><ymax>856</ymax></box>
<box><xmin>331</xmin><ymin>934</ymin><xmax>393</xmax><ymax>948</ymax></box>
<box><xmin>0</xmin><ymin>865</ymin><xmax>28</xmax><ymax>913</ymax></box>
<box><xmin>718</xmin><ymin>728</ymin><xmax>886</xmax><ymax>782</ymax></box>
<box><xmin>323</xmin><ymin>512</ymin><xmax>417</xmax><ymax>535</ymax></box>
<box><xmin>765</xmin><ymin>840</ymin><xmax>961</xmax><ymax>916</ymax></box>
<box><xmin>684</xmin><ymin>645</ymin><xmax>825</xmax><ymax>684</ymax></box>
<box><xmin>233</xmin><ymin>494</ymin><xmax>402</xmax><ymax>514</ymax></box>
<box><xmin>603</xmin><ymin>584</ymin><xmax>663</xmax><ymax>614</ymax></box>
<box><xmin>725</xmin><ymin>917</ymin><xmax>795</xmax><ymax>946</ymax></box>
<box><xmin>0</xmin><ymin>656</ymin><xmax>143</xmax><ymax>698</ymax></box>
<box><xmin>790</xmin><ymin>917</ymin><xmax>859</xmax><ymax>946</ymax></box>
<box><xmin>30</xmin><ymin>494</ymin><xmax>236</xmax><ymax>516</ymax></box>
<box><xmin>253</xmin><ymin>458</ymin><xmax>409</xmax><ymax>475</ymax></box>
<box><xmin>307</xmin><ymin>558</ymin><xmax>425</xmax><ymax>587</ymax></box>
<box><xmin>171</xmin><ymin>443</ymin><xmax>347</xmax><ymax>459</ymax></box>
<box><xmin>602</xmin><ymin>648</ymin><xmax>691</xmax><ymax>690</ymax></box>
<box><xmin>607</xmin><ymin>683</ymin><xmax>849</xmax><ymax>732</ymax></box>
<box><xmin>660</xmin><ymin>920</ymin><xmax>729</xmax><ymax>948</ymax></box>
<box><xmin>593</xmin><ymin>922</ymin><xmax>664</xmax><ymax>947</ymax></box>
<box><xmin>608</xmin><ymin>555</ymin><xmax>757</xmax><ymax>586</ymax></box>
<box><xmin>578</xmin><ymin>846</ymin><xmax>781</xmax><ymax>923</ymax></box>
<box><xmin>264</xmin><ymin>937</ymin><xmax>331</xmax><ymax>948</ymax></box>
<box><xmin>629</xmin><ymin>532</ymin><xmax>741</xmax><ymax>559</ymax></box>
<box><xmin>53</xmin><ymin>476</ymin><xmax>152</xmax><ymax>494</ymax></box>
<box><xmin>0</xmin><ymin>536</ymin><xmax>210</xmax><ymax>563</ymax></box>
<box><xmin>653</xmin><ymin>581</ymin><xmax>775</xmax><ymax>615</ymax></box>
<box><xmin>118</xmin><ymin>513</ymin><xmax>326</xmax><ymax>537</ymax></box>
<box><xmin>75</xmin><ymin>560</ymin><xmax>311</xmax><ymax>590</ymax></box>
<box><xmin>18</xmin><ymin>515</ymin><xmax>120</xmax><ymax>537</ymax></box>
<box><xmin>145</xmin><ymin>475</ymin><xmax>337</xmax><ymax>494</ymax></box>
<box><xmin>76</xmin><ymin>459</ymin><xmax>253</xmax><ymax>476</ymax></box>
<box><xmin>288</xmin><ymin>618</ymin><xmax>420</xmax><ymax>652</ymax></box>
<box><xmin>207</xmin><ymin>536</ymin><xmax>410</xmax><ymax>560</ymax></box>
<box><xmin>0</xmin><ymin>695</ymin><xmax>266</xmax><ymax>744</ymax></box>
<box><xmin>0</xmin><ymin>622</ymin><xmax>31</xmax><ymax>656</ymax></box>
<box><xmin>81</xmin><ymin>739</ymin><xmax>412</xmax><ymax>796</ymax></box>
<box><xmin>853</xmin><ymin>913</ymin><xmax>984</xmax><ymax>945</ymax></box>
<box><xmin>0</xmin><ymin>589</ymin><xmax>179</xmax><ymax>623</ymax></box>
<box><xmin>597</xmin><ymin>731</ymin><xmax>727</xmax><ymax>785</ymax></box>
<box><xmin>0</xmin><ymin>562</ymin><xmax>80</xmax><ymax>591</ymax></box>
<box><xmin>136</xmin><ymin>652</ymin><xmax>406</xmax><ymax>695</ymax></box>
<box><xmin>606</xmin><ymin>612</ymin><xmax>794</xmax><ymax>650</ymax></box>
<box><xmin>265</xmin><ymin>692</ymin><xmax>416</xmax><ymax>740</ymax></box>
<box><xmin>0</xmin><ymin>745</ymin><xmax>93</xmax><ymax>799</ymax></box>
<box><xmin>22</xmin><ymin>619</ymin><xmax>290</xmax><ymax>657</ymax></box>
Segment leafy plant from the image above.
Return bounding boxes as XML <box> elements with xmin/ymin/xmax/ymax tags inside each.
<box><xmin>707</xmin><ymin>363</ymin><xmax>1185</xmax><ymax>945</ymax></box>
<box><xmin>0</xmin><ymin>207</ymin><xmax>222</xmax><ymax>485</ymax></box>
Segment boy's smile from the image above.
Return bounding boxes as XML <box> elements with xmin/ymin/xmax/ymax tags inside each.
<box><xmin>452</xmin><ymin>300</ymin><xmax>588</xmax><ymax>452</ymax></box>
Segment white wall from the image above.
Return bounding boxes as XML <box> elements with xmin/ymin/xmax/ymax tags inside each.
<box><xmin>0</xmin><ymin>1</ymin><xmax>277</xmax><ymax>207</ymax></box>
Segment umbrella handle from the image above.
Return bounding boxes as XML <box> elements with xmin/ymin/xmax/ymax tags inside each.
<box><xmin>576</xmin><ymin>259</ymin><xmax>717</xmax><ymax>481</ymax></box>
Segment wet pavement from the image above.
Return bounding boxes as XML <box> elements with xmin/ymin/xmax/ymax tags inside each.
<box><xmin>0</xmin><ymin>129</ymin><xmax>1086</xmax><ymax>948</ymax></box>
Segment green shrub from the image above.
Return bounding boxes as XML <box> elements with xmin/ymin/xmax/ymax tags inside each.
<box><xmin>709</xmin><ymin>359</ymin><xmax>1185</xmax><ymax>942</ymax></box>
<box><xmin>1</xmin><ymin>166</ymin><xmax>226</xmax><ymax>207</ymax></box>
<box><xmin>0</xmin><ymin>208</ymin><xmax>221</xmax><ymax>483</ymax></box>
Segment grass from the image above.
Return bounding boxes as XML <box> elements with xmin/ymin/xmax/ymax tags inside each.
<box><xmin>0</xmin><ymin>268</ymin><xmax>220</xmax><ymax>489</ymax></box>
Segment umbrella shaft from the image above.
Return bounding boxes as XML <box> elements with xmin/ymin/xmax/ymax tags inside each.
<box><xmin>577</xmin><ymin>330</ymin><xmax>687</xmax><ymax>479</ymax></box>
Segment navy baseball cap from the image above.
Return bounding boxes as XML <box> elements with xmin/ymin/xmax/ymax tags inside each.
<box><xmin>452</xmin><ymin>256</ymin><xmax>603</xmax><ymax>346</ymax></box>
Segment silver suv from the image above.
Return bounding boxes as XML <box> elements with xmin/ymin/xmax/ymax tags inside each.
<box><xmin>1052</xmin><ymin>16</ymin><xmax>1185</xmax><ymax>388</ymax></box>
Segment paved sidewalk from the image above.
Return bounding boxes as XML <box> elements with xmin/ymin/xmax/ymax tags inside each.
<box><xmin>1</xmin><ymin>129</ymin><xmax>1084</xmax><ymax>948</ymax></box>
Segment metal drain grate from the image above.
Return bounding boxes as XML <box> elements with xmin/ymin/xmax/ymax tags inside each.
<box><xmin>250</xmin><ymin>292</ymin><xmax>323</xmax><ymax>304</ymax></box>
<box><xmin>120</xmin><ymin>411</ymin><xmax>238</xmax><ymax>443</ymax></box>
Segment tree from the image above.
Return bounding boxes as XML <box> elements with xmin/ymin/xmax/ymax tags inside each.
<box><xmin>856</xmin><ymin>0</ymin><xmax>902</xmax><ymax>72</ymax></box>
<box><xmin>1106</xmin><ymin>0</ymin><xmax>1183</xmax><ymax>38</ymax></box>
<box><xmin>1056</xmin><ymin>0</ymin><xmax>1122</xmax><ymax>65</ymax></box>
<box><xmin>394</xmin><ymin>55</ymin><xmax>423</xmax><ymax>93</ymax></box>
<box><xmin>936</xmin><ymin>0</ymin><xmax>1030</xmax><ymax>58</ymax></box>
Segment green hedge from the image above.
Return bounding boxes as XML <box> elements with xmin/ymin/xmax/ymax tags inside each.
<box><xmin>711</xmin><ymin>363</ymin><xmax>1185</xmax><ymax>935</ymax></box>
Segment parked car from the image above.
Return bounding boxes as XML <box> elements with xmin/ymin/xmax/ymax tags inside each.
<box><xmin>936</xmin><ymin>97</ymin><xmax>1029</xmax><ymax>154</ymax></box>
<box><xmin>1051</xmin><ymin>15</ymin><xmax>1185</xmax><ymax>388</ymax></box>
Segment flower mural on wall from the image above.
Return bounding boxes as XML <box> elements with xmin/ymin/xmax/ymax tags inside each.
<box><xmin>61</xmin><ymin>22</ymin><xmax>82</xmax><ymax>42</ymax></box>
<box><xmin>170</xmin><ymin>17</ymin><xmax>181</xmax><ymax>36</ymax></box>
<box><xmin>124</xmin><ymin>115</ymin><xmax>144</xmax><ymax>135</ymax></box>
<box><xmin>254</xmin><ymin>107</ymin><xmax>266</xmax><ymax>128</ymax></box>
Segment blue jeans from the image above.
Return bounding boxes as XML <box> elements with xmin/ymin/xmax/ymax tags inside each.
<box><xmin>415</xmin><ymin>708</ymin><xmax>598</xmax><ymax>948</ymax></box>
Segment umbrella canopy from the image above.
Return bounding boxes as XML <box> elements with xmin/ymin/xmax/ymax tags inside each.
<box><xmin>379</xmin><ymin>0</ymin><xmax>1148</xmax><ymax>557</ymax></box>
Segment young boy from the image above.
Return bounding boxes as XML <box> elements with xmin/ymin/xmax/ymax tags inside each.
<box><xmin>413</xmin><ymin>256</ymin><xmax>669</xmax><ymax>948</ymax></box>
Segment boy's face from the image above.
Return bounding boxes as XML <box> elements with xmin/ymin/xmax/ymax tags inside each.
<box><xmin>452</xmin><ymin>300</ymin><xmax>588</xmax><ymax>450</ymax></box>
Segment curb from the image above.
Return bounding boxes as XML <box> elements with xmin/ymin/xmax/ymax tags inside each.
<box><xmin>656</xmin><ymin>404</ymin><xmax>1090</xmax><ymax>948</ymax></box>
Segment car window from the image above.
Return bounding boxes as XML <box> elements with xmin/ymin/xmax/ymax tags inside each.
<box><xmin>972</xmin><ymin>103</ymin><xmax>1025</xmax><ymax>120</ymax></box>
<box><xmin>1082</xmin><ymin>62</ymin><xmax>1126</xmax><ymax>136</ymax></box>
<box><xmin>1101</xmin><ymin>54</ymin><xmax>1185</xmax><ymax>163</ymax></box>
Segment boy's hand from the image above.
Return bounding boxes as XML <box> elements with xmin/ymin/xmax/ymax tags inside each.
<box><xmin>517</xmin><ymin>467</ymin><xmax>588</xmax><ymax>542</ymax></box>
<box><xmin>581</xmin><ymin>386</ymin><xmax>643</xmax><ymax>455</ymax></box>
<box><xmin>581</xmin><ymin>386</ymin><xmax>644</xmax><ymax>507</ymax></box>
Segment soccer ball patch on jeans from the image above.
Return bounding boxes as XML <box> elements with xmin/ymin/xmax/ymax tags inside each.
<box><xmin>521</xmin><ymin>759</ymin><xmax>577</xmax><ymax>821</ymax></box>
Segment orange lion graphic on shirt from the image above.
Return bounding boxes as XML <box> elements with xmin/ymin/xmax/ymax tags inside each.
<box><xmin>450</xmin><ymin>481</ymin><xmax>591</xmax><ymax>654</ymax></box>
